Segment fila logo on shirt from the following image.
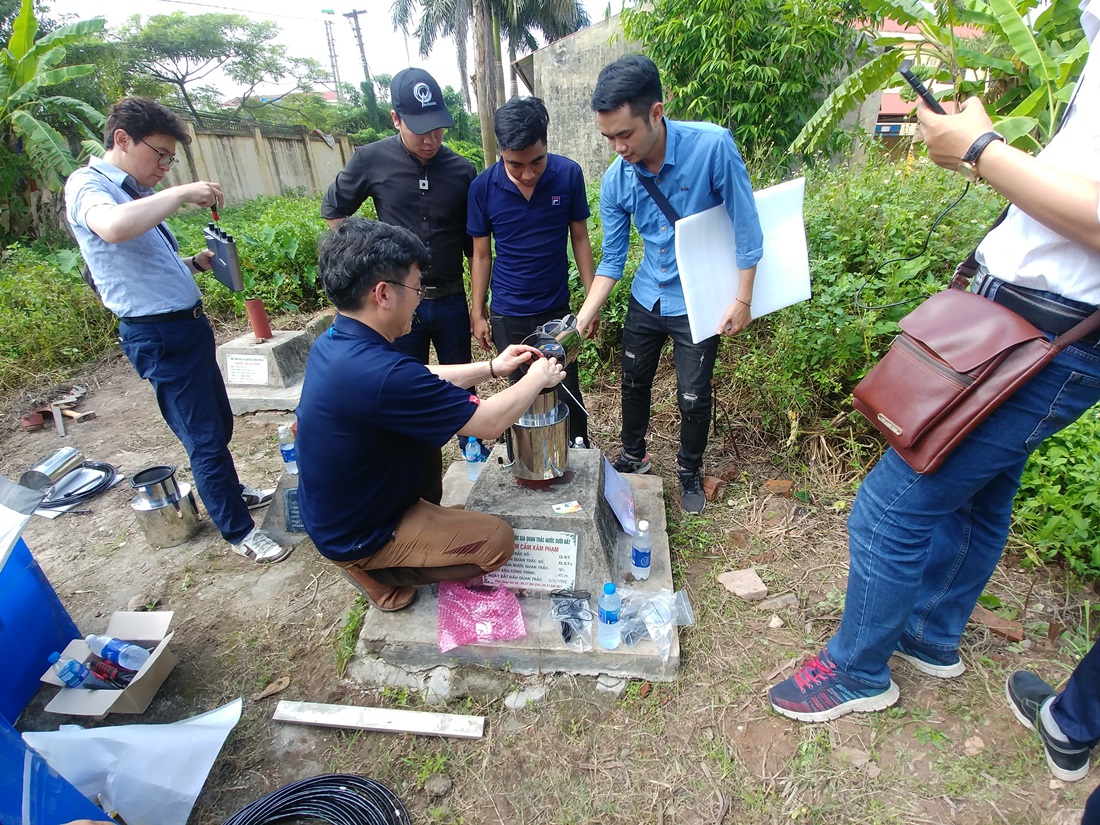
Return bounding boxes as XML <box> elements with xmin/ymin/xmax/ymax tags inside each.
<box><xmin>552</xmin><ymin>196</ymin><xmax>561</xmax><ymax>206</ymax></box>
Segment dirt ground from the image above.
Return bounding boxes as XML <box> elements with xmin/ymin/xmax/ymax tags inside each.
<box><xmin>3</xmin><ymin>330</ymin><xmax>1098</xmax><ymax>825</ymax></box>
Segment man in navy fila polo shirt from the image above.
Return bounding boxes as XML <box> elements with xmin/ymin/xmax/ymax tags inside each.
<box><xmin>296</xmin><ymin>218</ymin><xmax>565</xmax><ymax>612</ymax></box>
<box><xmin>468</xmin><ymin>97</ymin><xmax>597</xmax><ymax>446</ymax></box>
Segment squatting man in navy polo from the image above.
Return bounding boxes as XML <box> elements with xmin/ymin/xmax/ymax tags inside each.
<box><xmin>294</xmin><ymin>218</ymin><xmax>565</xmax><ymax>612</ymax></box>
<box><xmin>65</xmin><ymin>97</ymin><xmax>285</xmax><ymax>564</ymax></box>
<box><xmin>468</xmin><ymin>96</ymin><xmax>597</xmax><ymax>447</ymax></box>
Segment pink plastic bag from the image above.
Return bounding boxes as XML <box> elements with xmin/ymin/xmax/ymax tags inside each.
<box><xmin>437</xmin><ymin>581</ymin><xmax>526</xmax><ymax>653</ymax></box>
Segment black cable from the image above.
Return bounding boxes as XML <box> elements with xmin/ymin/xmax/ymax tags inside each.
<box><xmin>854</xmin><ymin>182</ymin><xmax>972</xmax><ymax>312</ymax></box>
<box><xmin>221</xmin><ymin>774</ymin><xmax>411</xmax><ymax>825</ymax></box>
<box><xmin>37</xmin><ymin>460</ymin><xmax>118</xmax><ymax>509</ymax></box>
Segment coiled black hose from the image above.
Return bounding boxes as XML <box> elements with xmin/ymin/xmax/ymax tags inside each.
<box><xmin>37</xmin><ymin>461</ymin><xmax>118</xmax><ymax>509</ymax></box>
<box><xmin>221</xmin><ymin>774</ymin><xmax>411</xmax><ymax>825</ymax></box>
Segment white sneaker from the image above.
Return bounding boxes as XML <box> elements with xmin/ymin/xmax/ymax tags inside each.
<box><xmin>231</xmin><ymin>528</ymin><xmax>292</xmax><ymax>563</ymax></box>
<box><xmin>241</xmin><ymin>484</ymin><xmax>276</xmax><ymax>510</ymax></box>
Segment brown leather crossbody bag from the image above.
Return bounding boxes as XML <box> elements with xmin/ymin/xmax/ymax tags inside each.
<box><xmin>852</xmin><ymin>266</ymin><xmax>1100</xmax><ymax>475</ymax></box>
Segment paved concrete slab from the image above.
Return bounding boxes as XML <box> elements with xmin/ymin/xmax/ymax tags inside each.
<box><xmin>226</xmin><ymin>380</ymin><xmax>304</xmax><ymax>415</ymax></box>
<box><xmin>353</xmin><ymin>461</ymin><xmax>679</xmax><ymax>682</ymax></box>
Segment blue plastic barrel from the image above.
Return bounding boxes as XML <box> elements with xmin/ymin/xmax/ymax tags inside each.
<box><xmin>0</xmin><ymin>537</ymin><xmax>80</xmax><ymax>725</ymax></box>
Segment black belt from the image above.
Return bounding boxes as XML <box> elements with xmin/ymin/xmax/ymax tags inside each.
<box><xmin>120</xmin><ymin>302</ymin><xmax>204</xmax><ymax>324</ymax></box>
<box><xmin>420</xmin><ymin>281</ymin><xmax>465</xmax><ymax>300</ymax></box>
<box><xmin>976</xmin><ymin>275</ymin><xmax>1100</xmax><ymax>344</ymax></box>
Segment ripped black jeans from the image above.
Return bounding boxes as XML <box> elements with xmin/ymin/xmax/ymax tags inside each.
<box><xmin>619</xmin><ymin>295</ymin><xmax>719</xmax><ymax>472</ymax></box>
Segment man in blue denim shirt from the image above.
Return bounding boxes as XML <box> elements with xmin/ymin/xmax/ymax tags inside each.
<box><xmin>575</xmin><ymin>54</ymin><xmax>763</xmax><ymax>513</ymax></box>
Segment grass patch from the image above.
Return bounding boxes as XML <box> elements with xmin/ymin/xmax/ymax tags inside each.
<box><xmin>335</xmin><ymin>596</ymin><xmax>367</xmax><ymax>677</ymax></box>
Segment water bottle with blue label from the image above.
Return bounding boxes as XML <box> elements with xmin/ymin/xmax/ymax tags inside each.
<box><xmin>464</xmin><ymin>439</ymin><xmax>484</xmax><ymax>481</ymax></box>
<box><xmin>85</xmin><ymin>634</ymin><xmax>151</xmax><ymax>671</ymax></box>
<box><xmin>278</xmin><ymin>424</ymin><xmax>298</xmax><ymax>475</ymax></box>
<box><xmin>631</xmin><ymin>520</ymin><xmax>651</xmax><ymax>580</ymax></box>
<box><xmin>48</xmin><ymin>652</ymin><xmax>112</xmax><ymax>689</ymax></box>
<box><xmin>597</xmin><ymin>582</ymin><xmax>622</xmax><ymax>649</ymax></box>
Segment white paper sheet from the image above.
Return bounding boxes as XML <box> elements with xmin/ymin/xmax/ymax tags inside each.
<box><xmin>22</xmin><ymin>699</ymin><xmax>242</xmax><ymax>825</ymax></box>
<box><xmin>675</xmin><ymin>177</ymin><xmax>811</xmax><ymax>344</ymax></box>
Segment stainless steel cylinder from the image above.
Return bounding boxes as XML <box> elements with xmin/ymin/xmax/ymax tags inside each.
<box><xmin>129</xmin><ymin>465</ymin><xmax>182</xmax><ymax>509</ymax></box>
<box><xmin>20</xmin><ymin>447</ymin><xmax>85</xmax><ymax>491</ymax></box>
<box><xmin>506</xmin><ymin>405</ymin><xmax>570</xmax><ymax>480</ymax></box>
<box><xmin>130</xmin><ymin>483</ymin><xmax>202</xmax><ymax>548</ymax></box>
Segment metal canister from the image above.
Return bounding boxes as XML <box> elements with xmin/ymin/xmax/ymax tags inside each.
<box><xmin>129</xmin><ymin>465</ymin><xmax>183</xmax><ymax>509</ymax></box>
<box><xmin>20</xmin><ymin>447</ymin><xmax>85</xmax><ymax>491</ymax></box>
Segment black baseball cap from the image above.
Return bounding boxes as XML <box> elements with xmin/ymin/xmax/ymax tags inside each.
<box><xmin>390</xmin><ymin>68</ymin><xmax>455</xmax><ymax>134</ymax></box>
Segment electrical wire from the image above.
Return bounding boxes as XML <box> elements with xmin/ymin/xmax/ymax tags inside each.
<box><xmin>37</xmin><ymin>461</ymin><xmax>118</xmax><ymax>509</ymax></box>
<box><xmin>221</xmin><ymin>774</ymin><xmax>411</xmax><ymax>825</ymax></box>
<box><xmin>854</xmin><ymin>182</ymin><xmax>972</xmax><ymax>312</ymax></box>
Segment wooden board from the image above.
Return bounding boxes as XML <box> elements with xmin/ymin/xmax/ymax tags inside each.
<box><xmin>273</xmin><ymin>700</ymin><xmax>485</xmax><ymax>739</ymax></box>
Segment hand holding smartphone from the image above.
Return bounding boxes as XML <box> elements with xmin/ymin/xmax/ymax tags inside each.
<box><xmin>899</xmin><ymin>59</ymin><xmax>946</xmax><ymax>115</ymax></box>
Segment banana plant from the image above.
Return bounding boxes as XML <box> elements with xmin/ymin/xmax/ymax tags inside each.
<box><xmin>0</xmin><ymin>0</ymin><xmax>105</xmax><ymax>189</ymax></box>
<box><xmin>790</xmin><ymin>0</ymin><xmax>1087</xmax><ymax>156</ymax></box>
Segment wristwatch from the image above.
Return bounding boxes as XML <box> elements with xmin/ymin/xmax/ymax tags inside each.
<box><xmin>958</xmin><ymin>131</ymin><xmax>1005</xmax><ymax>183</ymax></box>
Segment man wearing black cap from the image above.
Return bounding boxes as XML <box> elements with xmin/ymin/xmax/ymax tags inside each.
<box><xmin>321</xmin><ymin>68</ymin><xmax>481</xmax><ymax>468</ymax></box>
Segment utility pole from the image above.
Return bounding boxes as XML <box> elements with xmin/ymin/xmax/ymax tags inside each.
<box><xmin>343</xmin><ymin>10</ymin><xmax>372</xmax><ymax>88</ymax></box>
<box><xmin>321</xmin><ymin>12</ymin><xmax>343</xmax><ymax>102</ymax></box>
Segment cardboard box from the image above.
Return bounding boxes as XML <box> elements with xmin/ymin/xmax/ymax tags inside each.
<box><xmin>40</xmin><ymin>611</ymin><xmax>176</xmax><ymax>717</ymax></box>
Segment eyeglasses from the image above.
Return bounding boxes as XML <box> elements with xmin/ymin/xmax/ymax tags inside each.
<box><xmin>384</xmin><ymin>280</ymin><xmax>424</xmax><ymax>303</ymax></box>
<box><xmin>140</xmin><ymin>138</ymin><xmax>179</xmax><ymax>168</ymax></box>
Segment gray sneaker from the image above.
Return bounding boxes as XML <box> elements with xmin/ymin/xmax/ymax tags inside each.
<box><xmin>231</xmin><ymin>528</ymin><xmax>292</xmax><ymax>564</ymax></box>
<box><xmin>1006</xmin><ymin>671</ymin><xmax>1091</xmax><ymax>782</ymax></box>
<box><xmin>678</xmin><ymin>468</ymin><xmax>706</xmax><ymax>514</ymax></box>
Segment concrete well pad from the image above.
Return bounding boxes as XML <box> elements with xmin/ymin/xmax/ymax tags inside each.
<box><xmin>351</xmin><ymin>459</ymin><xmax>679</xmax><ymax>683</ymax></box>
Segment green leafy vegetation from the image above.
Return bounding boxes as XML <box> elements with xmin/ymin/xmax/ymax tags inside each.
<box><xmin>1014</xmin><ymin>411</ymin><xmax>1100</xmax><ymax>579</ymax></box>
<box><xmin>621</xmin><ymin>0</ymin><xmax>866</xmax><ymax>162</ymax></box>
<box><xmin>335</xmin><ymin>596</ymin><xmax>368</xmax><ymax>678</ymax></box>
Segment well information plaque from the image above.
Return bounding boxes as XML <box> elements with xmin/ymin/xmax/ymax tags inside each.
<box><xmin>484</xmin><ymin>529</ymin><xmax>577</xmax><ymax>591</ymax></box>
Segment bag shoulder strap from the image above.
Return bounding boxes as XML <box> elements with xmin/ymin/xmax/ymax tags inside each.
<box><xmin>635</xmin><ymin>172</ymin><xmax>681</xmax><ymax>225</ymax></box>
<box><xmin>91</xmin><ymin>166</ymin><xmax>178</xmax><ymax>251</ymax></box>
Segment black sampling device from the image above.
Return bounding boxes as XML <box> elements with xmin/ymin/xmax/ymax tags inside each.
<box><xmin>204</xmin><ymin>206</ymin><xmax>245</xmax><ymax>292</ymax></box>
<box><xmin>899</xmin><ymin>59</ymin><xmax>946</xmax><ymax>115</ymax></box>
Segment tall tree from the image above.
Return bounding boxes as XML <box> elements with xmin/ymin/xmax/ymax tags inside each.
<box><xmin>392</xmin><ymin>0</ymin><xmax>474</xmax><ymax>110</ymax></box>
<box><xmin>622</xmin><ymin>0</ymin><xmax>865</xmax><ymax>161</ymax></box>
<box><xmin>496</xmin><ymin>0</ymin><xmax>589</xmax><ymax>98</ymax></box>
<box><xmin>116</xmin><ymin>12</ymin><xmax>326</xmax><ymax>125</ymax></box>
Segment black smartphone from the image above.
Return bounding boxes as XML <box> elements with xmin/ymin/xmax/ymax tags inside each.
<box><xmin>899</xmin><ymin>59</ymin><xmax>946</xmax><ymax>115</ymax></box>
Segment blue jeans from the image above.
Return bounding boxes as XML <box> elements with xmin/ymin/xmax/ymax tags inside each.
<box><xmin>119</xmin><ymin>315</ymin><xmax>253</xmax><ymax>543</ymax></box>
<box><xmin>1051</xmin><ymin>633</ymin><xmax>1100</xmax><ymax>749</ymax></box>
<box><xmin>828</xmin><ymin>323</ymin><xmax>1100</xmax><ymax>687</ymax></box>
<box><xmin>391</xmin><ymin>293</ymin><xmax>475</xmax><ymax>450</ymax></box>
<box><xmin>621</xmin><ymin>295</ymin><xmax>719</xmax><ymax>471</ymax></box>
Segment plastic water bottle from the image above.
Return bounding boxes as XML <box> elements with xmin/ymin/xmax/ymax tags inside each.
<box><xmin>278</xmin><ymin>424</ymin><xmax>298</xmax><ymax>474</ymax></box>
<box><xmin>597</xmin><ymin>582</ymin><xmax>622</xmax><ymax>650</ymax></box>
<box><xmin>48</xmin><ymin>652</ymin><xmax>111</xmax><ymax>689</ymax></box>
<box><xmin>464</xmin><ymin>439</ymin><xmax>483</xmax><ymax>481</ymax></box>
<box><xmin>631</xmin><ymin>520</ymin><xmax>652</xmax><ymax>581</ymax></box>
<box><xmin>85</xmin><ymin>634</ymin><xmax>151</xmax><ymax>671</ymax></box>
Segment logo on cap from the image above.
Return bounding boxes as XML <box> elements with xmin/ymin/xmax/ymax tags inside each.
<box><xmin>413</xmin><ymin>82</ymin><xmax>435</xmax><ymax>108</ymax></box>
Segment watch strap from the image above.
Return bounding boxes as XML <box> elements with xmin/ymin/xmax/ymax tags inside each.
<box><xmin>962</xmin><ymin>131</ymin><xmax>1005</xmax><ymax>165</ymax></box>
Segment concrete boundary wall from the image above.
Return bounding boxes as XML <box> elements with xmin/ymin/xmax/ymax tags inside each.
<box><xmin>164</xmin><ymin>121</ymin><xmax>353</xmax><ymax>204</ymax></box>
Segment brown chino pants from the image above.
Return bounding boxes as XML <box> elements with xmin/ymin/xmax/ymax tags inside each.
<box><xmin>333</xmin><ymin>448</ymin><xmax>514</xmax><ymax>606</ymax></box>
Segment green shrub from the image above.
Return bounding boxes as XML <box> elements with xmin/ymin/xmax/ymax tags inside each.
<box><xmin>0</xmin><ymin>244</ymin><xmax>116</xmax><ymax>394</ymax></box>
<box><xmin>1013</xmin><ymin>410</ymin><xmax>1100</xmax><ymax>580</ymax></box>
<box><xmin>445</xmin><ymin>139</ymin><xmax>485</xmax><ymax>173</ymax></box>
<box><xmin>168</xmin><ymin>194</ymin><xmax>366</xmax><ymax>316</ymax></box>
<box><xmin>727</xmin><ymin>146</ymin><xmax>1005</xmax><ymax>437</ymax></box>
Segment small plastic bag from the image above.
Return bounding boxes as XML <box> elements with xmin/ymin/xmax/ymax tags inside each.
<box><xmin>673</xmin><ymin>589</ymin><xmax>696</xmax><ymax>626</ymax></box>
<box><xmin>617</xmin><ymin>587</ymin><xmax>678</xmax><ymax>662</ymax></box>
<box><xmin>437</xmin><ymin>581</ymin><xmax>526</xmax><ymax>653</ymax></box>
<box><xmin>549</xmin><ymin>589</ymin><xmax>594</xmax><ymax>652</ymax></box>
